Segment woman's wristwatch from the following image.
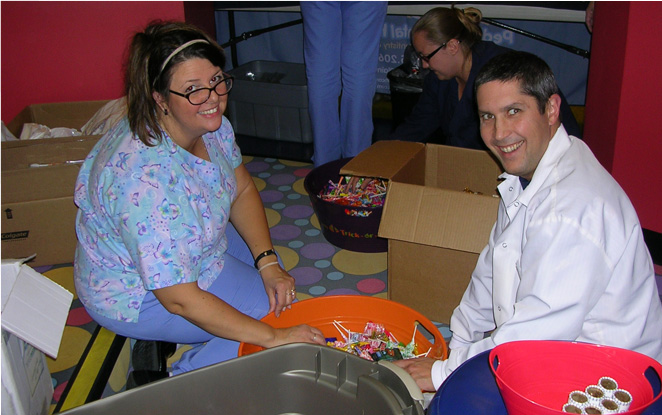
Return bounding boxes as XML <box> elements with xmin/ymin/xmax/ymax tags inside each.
<box><xmin>253</xmin><ymin>249</ymin><xmax>276</xmax><ymax>269</ymax></box>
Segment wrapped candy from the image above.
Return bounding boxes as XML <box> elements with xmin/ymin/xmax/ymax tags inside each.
<box><xmin>318</xmin><ymin>176</ymin><xmax>388</xmax><ymax>209</ymax></box>
<box><xmin>326</xmin><ymin>320</ymin><xmax>429</xmax><ymax>362</ymax></box>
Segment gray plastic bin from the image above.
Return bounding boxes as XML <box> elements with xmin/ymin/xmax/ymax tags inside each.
<box><xmin>227</xmin><ymin>60</ymin><xmax>313</xmax><ymax>144</ymax></box>
<box><xmin>60</xmin><ymin>343</ymin><xmax>424</xmax><ymax>415</ymax></box>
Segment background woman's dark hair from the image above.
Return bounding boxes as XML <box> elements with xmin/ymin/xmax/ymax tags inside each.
<box><xmin>474</xmin><ymin>51</ymin><xmax>559</xmax><ymax>114</ymax></box>
<box><xmin>124</xmin><ymin>20</ymin><xmax>226</xmax><ymax>146</ymax></box>
<box><xmin>411</xmin><ymin>6</ymin><xmax>483</xmax><ymax>53</ymax></box>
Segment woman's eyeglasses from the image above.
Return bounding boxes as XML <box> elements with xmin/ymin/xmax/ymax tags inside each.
<box><xmin>417</xmin><ymin>42</ymin><xmax>447</xmax><ymax>63</ymax></box>
<box><xmin>169</xmin><ymin>76</ymin><xmax>234</xmax><ymax>105</ymax></box>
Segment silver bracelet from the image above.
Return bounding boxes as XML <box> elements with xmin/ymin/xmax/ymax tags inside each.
<box><xmin>257</xmin><ymin>261</ymin><xmax>280</xmax><ymax>273</ymax></box>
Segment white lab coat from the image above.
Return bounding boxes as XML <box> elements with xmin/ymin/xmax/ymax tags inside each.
<box><xmin>431</xmin><ymin>125</ymin><xmax>662</xmax><ymax>389</ymax></box>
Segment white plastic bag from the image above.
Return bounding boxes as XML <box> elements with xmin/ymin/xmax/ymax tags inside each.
<box><xmin>19</xmin><ymin>123</ymin><xmax>82</xmax><ymax>140</ymax></box>
<box><xmin>1</xmin><ymin>121</ymin><xmax>18</xmax><ymax>141</ymax></box>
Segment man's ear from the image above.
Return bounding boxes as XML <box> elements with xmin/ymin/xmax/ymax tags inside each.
<box><xmin>546</xmin><ymin>94</ymin><xmax>562</xmax><ymax>126</ymax></box>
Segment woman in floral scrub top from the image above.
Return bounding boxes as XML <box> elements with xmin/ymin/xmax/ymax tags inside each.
<box><xmin>74</xmin><ymin>21</ymin><xmax>325</xmax><ymax>375</ymax></box>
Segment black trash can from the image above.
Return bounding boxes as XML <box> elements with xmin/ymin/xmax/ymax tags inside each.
<box><xmin>304</xmin><ymin>158</ymin><xmax>387</xmax><ymax>253</ymax></box>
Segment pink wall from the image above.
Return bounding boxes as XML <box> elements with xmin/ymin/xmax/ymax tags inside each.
<box><xmin>3</xmin><ymin>2</ymin><xmax>660</xmax><ymax>233</ymax></box>
<box><xmin>584</xmin><ymin>2</ymin><xmax>662</xmax><ymax>233</ymax></box>
<box><xmin>1</xmin><ymin>1</ymin><xmax>185</xmax><ymax>122</ymax></box>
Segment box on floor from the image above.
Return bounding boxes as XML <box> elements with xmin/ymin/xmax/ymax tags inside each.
<box><xmin>342</xmin><ymin>141</ymin><xmax>503</xmax><ymax>324</ymax></box>
<box><xmin>1</xmin><ymin>258</ymin><xmax>73</xmax><ymax>415</ymax></box>
<box><xmin>2</xmin><ymin>100</ymin><xmax>109</xmax><ymax>267</ymax></box>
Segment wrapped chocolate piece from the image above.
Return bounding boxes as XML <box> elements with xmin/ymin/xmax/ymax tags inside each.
<box><xmin>584</xmin><ymin>406</ymin><xmax>603</xmax><ymax>414</ymax></box>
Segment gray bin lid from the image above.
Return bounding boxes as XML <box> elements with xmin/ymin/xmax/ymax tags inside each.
<box><xmin>59</xmin><ymin>343</ymin><xmax>424</xmax><ymax>415</ymax></box>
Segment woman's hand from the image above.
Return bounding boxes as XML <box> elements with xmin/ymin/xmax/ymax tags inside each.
<box><xmin>392</xmin><ymin>357</ymin><xmax>437</xmax><ymax>392</ymax></box>
<box><xmin>267</xmin><ymin>324</ymin><xmax>327</xmax><ymax>348</ymax></box>
<box><xmin>259</xmin><ymin>263</ymin><xmax>296</xmax><ymax>317</ymax></box>
<box><xmin>153</xmin><ymin>282</ymin><xmax>325</xmax><ymax>349</ymax></box>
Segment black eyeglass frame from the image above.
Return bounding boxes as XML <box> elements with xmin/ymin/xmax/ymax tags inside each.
<box><xmin>417</xmin><ymin>42</ymin><xmax>447</xmax><ymax>63</ymax></box>
<box><xmin>169</xmin><ymin>75</ymin><xmax>234</xmax><ymax>105</ymax></box>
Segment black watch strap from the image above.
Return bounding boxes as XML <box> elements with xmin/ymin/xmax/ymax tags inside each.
<box><xmin>253</xmin><ymin>249</ymin><xmax>276</xmax><ymax>269</ymax></box>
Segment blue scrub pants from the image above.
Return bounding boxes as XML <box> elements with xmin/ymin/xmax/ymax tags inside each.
<box><xmin>86</xmin><ymin>224</ymin><xmax>271</xmax><ymax>375</ymax></box>
<box><xmin>301</xmin><ymin>1</ymin><xmax>387</xmax><ymax>167</ymax></box>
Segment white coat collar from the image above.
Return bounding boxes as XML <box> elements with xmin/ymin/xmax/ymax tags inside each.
<box><xmin>497</xmin><ymin>124</ymin><xmax>573</xmax><ymax>207</ymax></box>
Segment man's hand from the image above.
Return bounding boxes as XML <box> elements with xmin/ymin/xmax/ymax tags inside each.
<box><xmin>392</xmin><ymin>357</ymin><xmax>437</xmax><ymax>392</ymax></box>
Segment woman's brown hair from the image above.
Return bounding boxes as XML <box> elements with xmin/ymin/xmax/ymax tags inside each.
<box><xmin>124</xmin><ymin>21</ymin><xmax>226</xmax><ymax>146</ymax></box>
<box><xmin>411</xmin><ymin>6</ymin><xmax>483</xmax><ymax>55</ymax></box>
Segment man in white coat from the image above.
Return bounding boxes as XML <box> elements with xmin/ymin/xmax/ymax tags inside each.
<box><xmin>395</xmin><ymin>51</ymin><xmax>662</xmax><ymax>391</ymax></box>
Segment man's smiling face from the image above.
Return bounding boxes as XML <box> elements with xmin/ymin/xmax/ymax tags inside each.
<box><xmin>477</xmin><ymin>79</ymin><xmax>560</xmax><ymax>181</ymax></box>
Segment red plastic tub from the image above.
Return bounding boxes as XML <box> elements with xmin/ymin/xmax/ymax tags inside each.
<box><xmin>489</xmin><ymin>340</ymin><xmax>662</xmax><ymax>415</ymax></box>
<box><xmin>304</xmin><ymin>158</ymin><xmax>387</xmax><ymax>253</ymax></box>
<box><xmin>238</xmin><ymin>295</ymin><xmax>447</xmax><ymax>360</ymax></box>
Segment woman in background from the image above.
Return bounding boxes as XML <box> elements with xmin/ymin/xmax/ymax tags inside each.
<box><xmin>74</xmin><ymin>21</ymin><xmax>325</xmax><ymax>378</ymax></box>
<box><xmin>386</xmin><ymin>6</ymin><xmax>581</xmax><ymax>148</ymax></box>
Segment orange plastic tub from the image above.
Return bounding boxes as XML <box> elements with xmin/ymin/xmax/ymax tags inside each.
<box><xmin>238</xmin><ymin>296</ymin><xmax>448</xmax><ymax>360</ymax></box>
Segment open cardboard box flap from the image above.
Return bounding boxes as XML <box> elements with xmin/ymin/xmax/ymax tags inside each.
<box><xmin>339</xmin><ymin>141</ymin><xmax>502</xmax><ymax>253</ymax></box>
<box><xmin>1</xmin><ymin>258</ymin><xmax>72</xmax><ymax>415</ymax></box>
<box><xmin>340</xmin><ymin>140</ymin><xmax>425</xmax><ymax>180</ymax></box>
<box><xmin>424</xmin><ymin>144</ymin><xmax>503</xmax><ymax>194</ymax></box>
<box><xmin>379</xmin><ymin>182</ymin><xmax>499</xmax><ymax>253</ymax></box>
<box><xmin>1</xmin><ymin>258</ymin><xmax>73</xmax><ymax>358</ymax></box>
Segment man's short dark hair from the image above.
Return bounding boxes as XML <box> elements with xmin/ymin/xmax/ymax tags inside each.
<box><xmin>474</xmin><ymin>51</ymin><xmax>559</xmax><ymax>114</ymax></box>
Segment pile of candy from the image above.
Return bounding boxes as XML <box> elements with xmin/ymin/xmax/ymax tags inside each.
<box><xmin>325</xmin><ymin>320</ymin><xmax>430</xmax><ymax>362</ymax></box>
<box><xmin>318</xmin><ymin>176</ymin><xmax>388</xmax><ymax>209</ymax></box>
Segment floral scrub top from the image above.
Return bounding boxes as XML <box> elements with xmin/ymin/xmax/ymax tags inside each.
<box><xmin>74</xmin><ymin>116</ymin><xmax>242</xmax><ymax>323</ymax></box>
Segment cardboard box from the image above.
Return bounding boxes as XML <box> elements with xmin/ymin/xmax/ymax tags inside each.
<box><xmin>2</xmin><ymin>135</ymin><xmax>100</xmax><ymax>171</ymax></box>
<box><xmin>3</xmin><ymin>100</ymin><xmax>109</xmax><ymax>170</ymax></box>
<box><xmin>1</xmin><ymin>258</ymin><xmax>73</xmax><ymax>415</ymax></box>
<box><xmin>2</xmin><ymin>101</ymin><xmax>108</xmax><ymax>266</ymax></box>
<box><xmin>2</xmin><ymin>164</ymin><xmax>85</xmax><ymax>266</ymax></box>
<box><xmin>342</xmin><ymin>141</ymin><xmax>503</xmax><ymax>323</ymax></box>
<box><xmin>5</xmin><ymin>100</ymin><xmax>110</xmax><ymax>141</ymax></box>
